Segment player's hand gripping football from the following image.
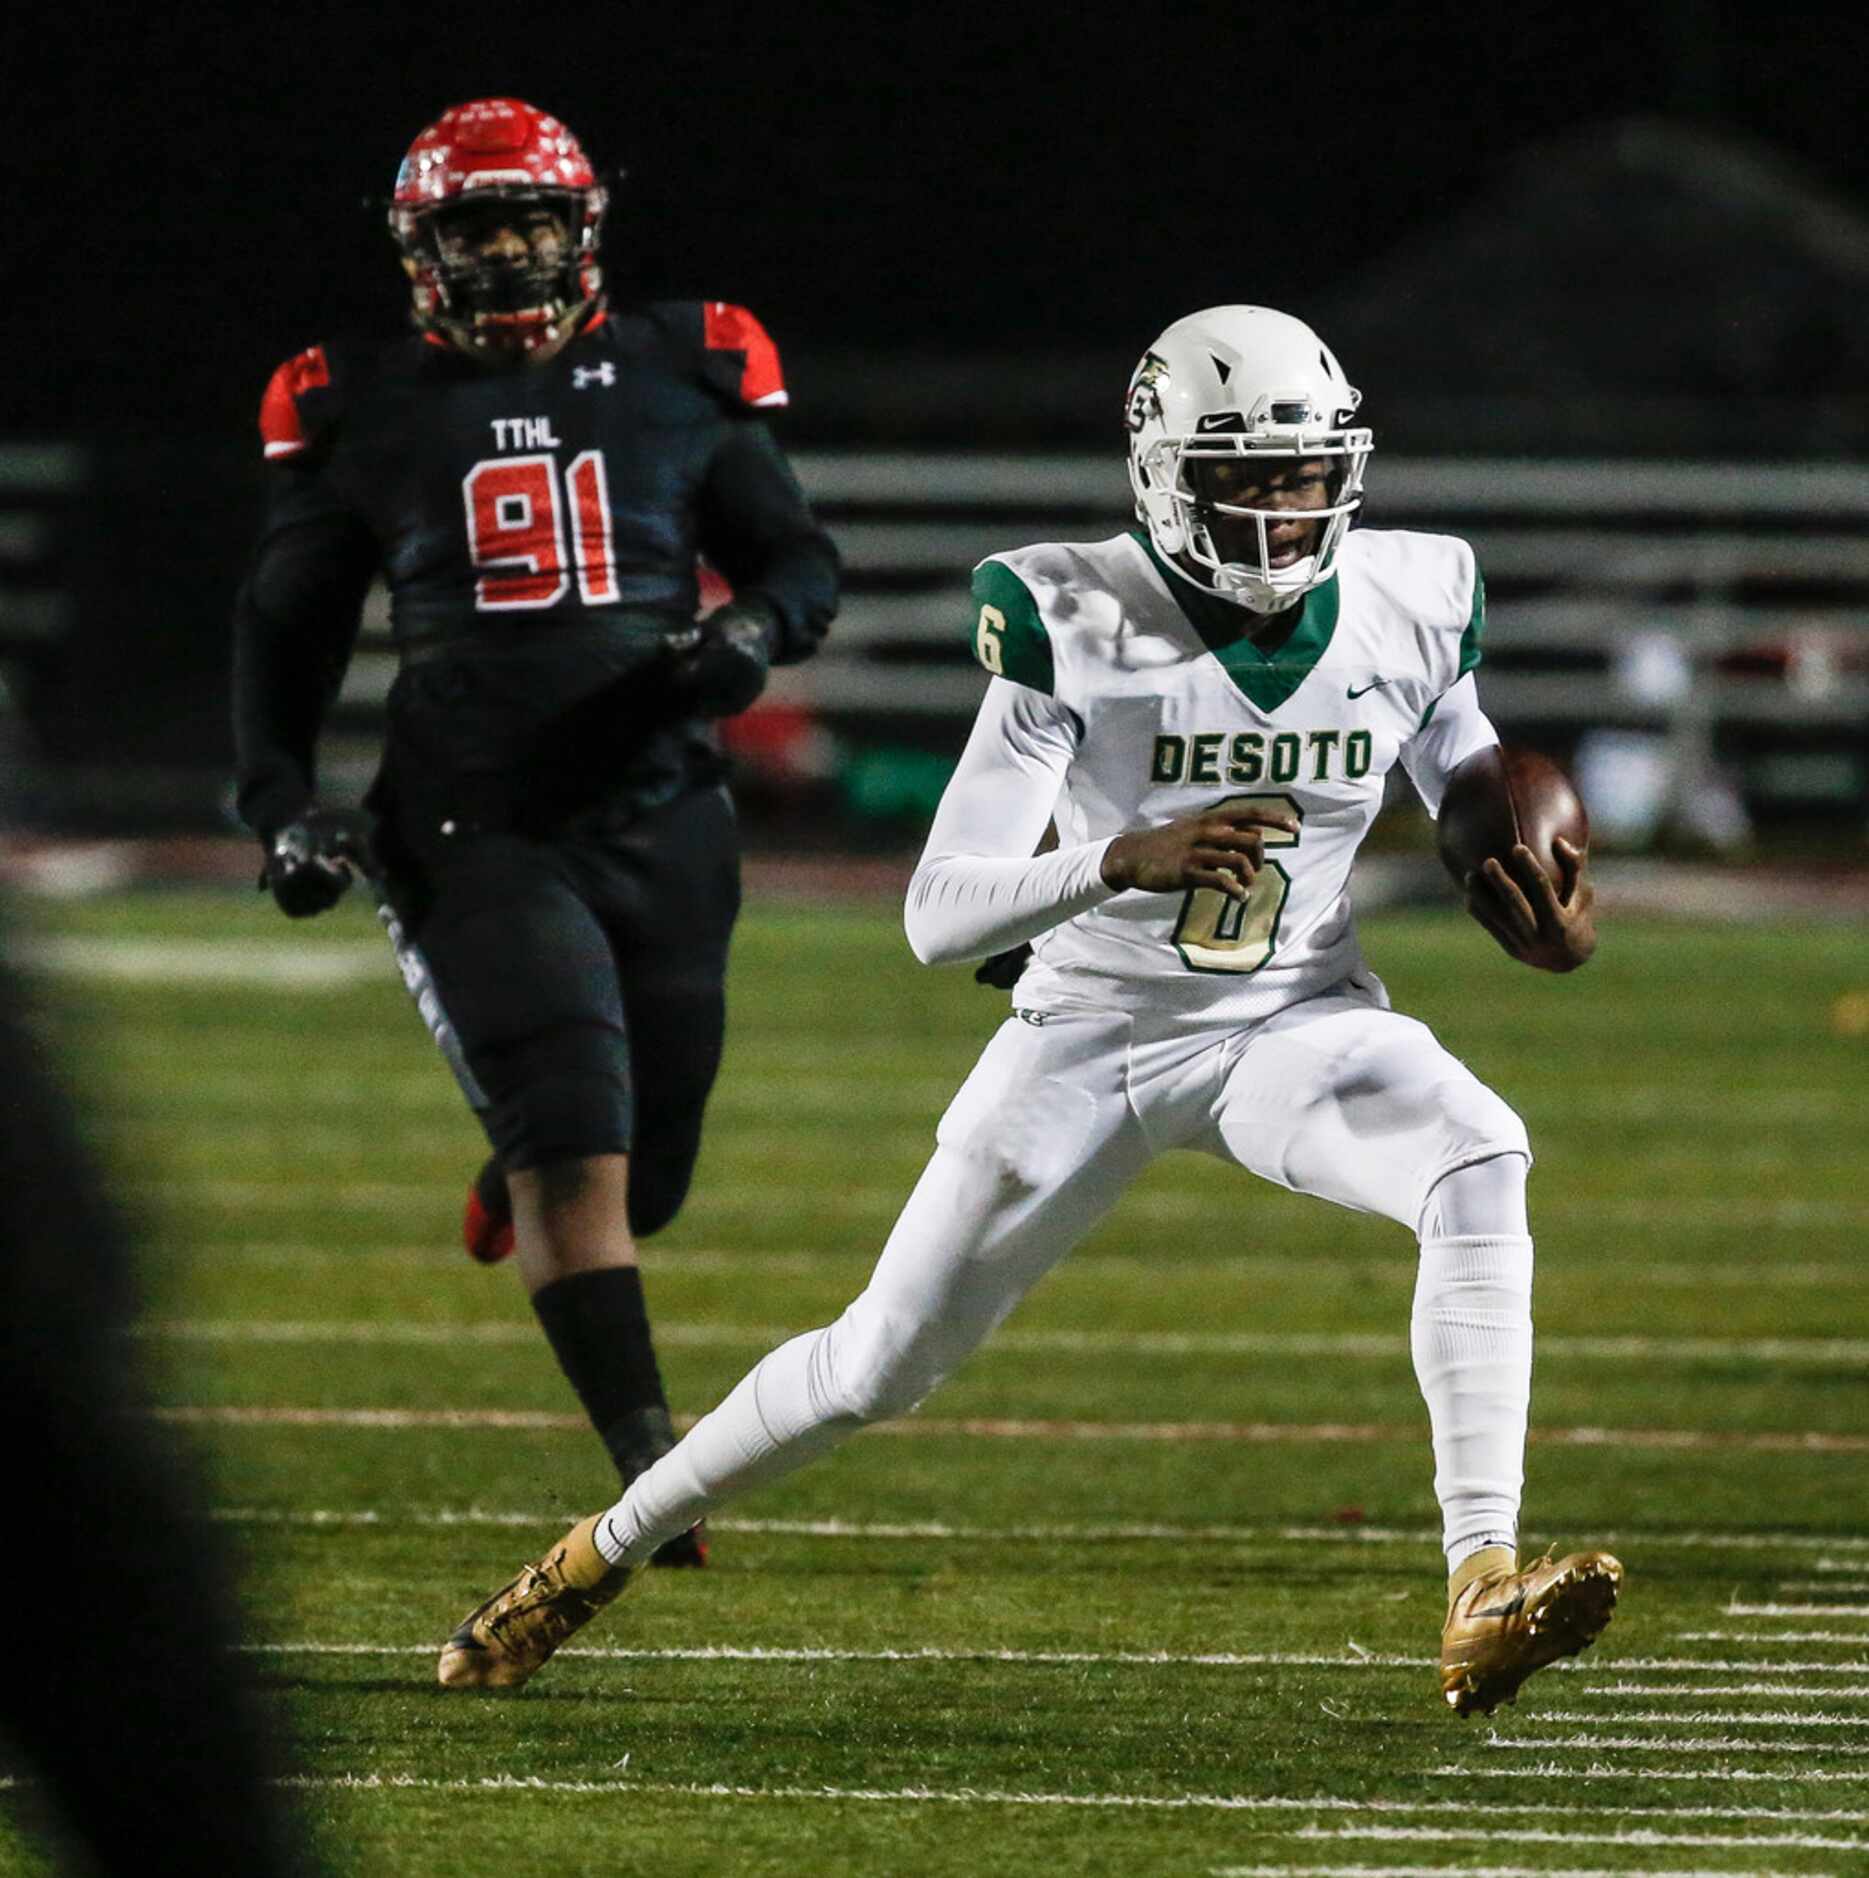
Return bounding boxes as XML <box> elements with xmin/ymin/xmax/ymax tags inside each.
<box><xmin>1466</xmin><ymin>836</ymin><xmax>1596</xmax><ymax>972</ymax></box>
<box><xmin>1101</xmin><ymin>801</ymin><xmax>1301</xmax><ymax>901</ymax></box>
<box><xmin>261</xmin><ymin>808</ymin><xmax>376</xmax><ymax>919</ymax></box>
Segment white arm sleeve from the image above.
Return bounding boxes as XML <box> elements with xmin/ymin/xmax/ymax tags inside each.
<box><xmin>904</xmin><ymin>679</ymin><xmax>1118</xmax><ymax>965</ymax></box>
<box><xmin>1400</xmin><ymin>672</ymin><xmax>1502</xmax><ymax>818</ymax></box>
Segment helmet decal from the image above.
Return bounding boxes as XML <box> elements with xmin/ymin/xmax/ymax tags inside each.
<box><xmin>1125</xmin><ymin>306</ymin><xmax>1374</xmax><ymax>616</ymax></box>
<box><xmin>1123</xmin><ymin>351</ymin><xmax>1171</xmax><ymax>436</ymax></box>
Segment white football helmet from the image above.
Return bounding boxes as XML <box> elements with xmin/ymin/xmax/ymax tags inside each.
<box><xmin>1126</xmin><ymin>305</ymin><xmax>1373</xmax><ymax>614</ymax></box>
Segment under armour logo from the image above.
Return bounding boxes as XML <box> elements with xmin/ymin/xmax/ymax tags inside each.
<box><xmin>573</xmin><ymin>363</ymin><xmax>616</xmax><ymax>389</ymax></box>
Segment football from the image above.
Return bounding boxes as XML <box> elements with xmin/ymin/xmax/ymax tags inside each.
<box><xmin>1436</xmin><ymin>743</ymin><xmax>1589</xmax><ymax>891</ymax></box>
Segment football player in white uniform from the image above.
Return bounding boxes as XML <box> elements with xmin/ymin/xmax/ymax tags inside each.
<box><xmin>438</xmin><ymin>306</ymin><xmax>1621</xmax><ymax>1716</ymax></box>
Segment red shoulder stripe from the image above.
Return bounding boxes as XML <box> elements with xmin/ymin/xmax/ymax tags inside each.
<box><xmin>702</xmin><ymin>302</ymin><xmax>788</xmax><ymax>409</ymax></box>
<box><xmin>259</xmin><ymin>345</ymin><xmax>331</xmax><ymax>460</ymax></box>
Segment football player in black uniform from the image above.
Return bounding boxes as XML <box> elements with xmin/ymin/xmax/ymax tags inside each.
<box><xmin>233</xmin><ymin>97</ymin><xmax>839</xmax><ymax>1569</ymax></box>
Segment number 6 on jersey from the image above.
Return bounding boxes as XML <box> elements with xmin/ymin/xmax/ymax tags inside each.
<box><xmin>1171</xmin><ymin>793</ymin><xmax>1303</xmax><ymax>973</ymax></box>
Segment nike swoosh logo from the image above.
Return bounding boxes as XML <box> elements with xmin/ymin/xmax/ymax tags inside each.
<box><xmin>1473</xmin><ymin>1590</ymin><xmax>1529</xmax><ymax>1619</ymax></box>
<box><xmin>1346</xmin><ymin>679</ymin><xmax>1391</xmax><ymax>699</ymax></box>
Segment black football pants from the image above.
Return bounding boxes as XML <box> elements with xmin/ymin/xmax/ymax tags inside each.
<box><xmin>393</xmin><ymin>785</ymin><xmax>740</xmax><ymax>1235</ymax></box>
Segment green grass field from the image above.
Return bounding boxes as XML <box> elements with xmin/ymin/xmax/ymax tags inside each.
<box><xmin>3</xmin><ymin>886</ymin><xmax>1866</xmax><ymax>1876</ymax></box>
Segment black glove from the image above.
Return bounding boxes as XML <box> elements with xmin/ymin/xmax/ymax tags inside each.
<box><xmin>664</xmin><ymin>601</ymin><xmax>774</xmax><ymax>718</ymax></box>
<box><xmin>973</xmin><ymin>943</ymin><xmax>1033</xmax><ymax>990</ymax></box>
<box><xmin>260</xmin><ymin>809</ymin><xmax>374</xmax><ymax>919</ymax></box>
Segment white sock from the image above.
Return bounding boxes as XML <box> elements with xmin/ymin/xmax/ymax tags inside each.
<box><xmin>593</xmin><ymin>1324</ymin><xmax>856</xmax><ymax>1565</ymax></box>
<box><xmin>1411</xmin><ymin>1228</ymin><xmax>1533</xmax><ymax>1569</ymax></box>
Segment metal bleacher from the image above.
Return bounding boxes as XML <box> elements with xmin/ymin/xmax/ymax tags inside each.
<box><xmin>315</xmin><ymin>454</ymin><xmax>1869</xmax><ymax>830</ymax></box>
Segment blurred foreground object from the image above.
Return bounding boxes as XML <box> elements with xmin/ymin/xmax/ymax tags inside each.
<box><xmin>0</xmin><ymin>955</ymin><xmax>306</xmax><ymax>1873</ymax></box>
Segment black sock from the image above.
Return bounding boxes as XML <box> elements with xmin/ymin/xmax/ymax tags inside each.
<box><xmin>530</xmin><ymin>1267</ymin><xmax>673</xmax><ymax>1483</ymax></box>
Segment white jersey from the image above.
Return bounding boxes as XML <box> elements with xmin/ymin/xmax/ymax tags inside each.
<box><xmin>904</xmin><ymin>528</ymin><xmax>1497</xmax><ymax>1027</ymax></box>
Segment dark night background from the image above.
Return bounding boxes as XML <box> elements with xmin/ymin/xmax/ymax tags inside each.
<box><xmin>11</xmin><ymin>1</ymin><xmax>1869</xmax><ymax>830</ymax></box>
<box><xmin>22</xmin><ymin>1</ymin><xmax>1869</xmax><ymax>444</ymax></box>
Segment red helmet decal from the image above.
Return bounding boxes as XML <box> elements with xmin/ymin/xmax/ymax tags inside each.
<box><xmin>703</xmin><ymin>302</ymin><xmax>788</xmax><ymax>409</ymax></box>
<box><xmin>258</xmin><ymin>345</ymin><xmax>331</xmax><ymax>460</ymax></box>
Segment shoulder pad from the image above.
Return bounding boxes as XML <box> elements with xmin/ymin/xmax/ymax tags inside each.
<box><xmin>647</xmin><ymin>300</ymin><xmax>789</xmax><ymax>410</ymax></box>
<box><xmin>701</xmin><ymin>302</ymin><xmax>787</xmax><ymax>408</ymax></box>
<box><xmin>1347</xmin><ymin>528</ymin><xmax>1485</xmax><ymax>677</ymax></box>
<box><xmin>258</xmin><ymin>344</ymin><xmax>336</xmax><ymax>462</ymax></box>
<box><xmin>970</xmin><ymin>558</ymin><xmax>1055</xmax><ymax>693</ymax></box>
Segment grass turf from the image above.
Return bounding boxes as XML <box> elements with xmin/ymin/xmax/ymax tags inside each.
<box><xmin>2</xmin><ymin>888</ymin><xmax>1865</xmax><ymax>1876</ymax></box>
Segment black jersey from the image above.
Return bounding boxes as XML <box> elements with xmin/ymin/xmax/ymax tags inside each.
<box><xmin>232</xmin><ymin>300</ymin><xmax>839</xmax><ymax>848</ymax></box>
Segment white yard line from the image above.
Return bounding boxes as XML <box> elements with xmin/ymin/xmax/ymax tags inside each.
<box><xmin>268</xmin><ymin>1768</ymin><xmax>1868</xmax><ymax>1827</ymax></box>
<box><xmin>203</xmin><ymin>1505</ymin><xmax>1869</xmax><ymax>1562</ymax></box>
<box><xmin>1539</xmin><ymin>1711</ymin><xmax>1869</xmax><ymax>1729</ymax></box>
<box><xmin>1567</xmin><ymin>1659</ymin><xmax>1869</xmax><ymax>1678</ymax></box>
<box><xmin>1481</xmin><ymin>1732</ymin><xmax>1867</xmax><ymax>1756</ymax></box>
<box><xmin>129</xmin><ymin>1180</ymin><xmax>1869</xmax><ymax>1228</ymax></box>
<box><xmin>242</xmin><ymin>1641</ymin><xmax>1430</xmax><ymax>1669</ymax></box>
<box><xmin>11</xmin><ymin>937</ymin><xmax>387</xmax><ymax>987</ymax></box>
<box><xmin>1580</xmin><ymin>1686</ymin><xmax>1869</xmax><ymax>1701</ymax></box>
<box><xmin>1296</xmin><ymin>1821</ymin><xmax>1862</xmax><ymax>1850</ymax></box>
<box><xmin>1436</xmin><ymin>1762</ymin><xmax>1869</xmax><ymax>1785</ymax></box>
<box><xmin>73</xmin><ymin>1074</ymin><xmax>1852</xmax><ymax>1124</ymax></box>
<box><xmin>1682</xmin><ymin>1631</ymin><xmax>1869</xmax><ymax>1644</ymax></box>
<box><xmin>134</xmin><ymin>1318</ymin><xmax>1869</xmax><ymax>1366</ymax></box>
<box><xmin>159</xmin><ymin>1241</ymin><xmax>1869</xmax><ymax>1290</ymax></box>
<box><xmin>1727</xmin><ymin>1603</ymin><xmax>1869</xmax><ymax>1618</ymax></box>
<box><xmin>150</xmin><ymin>1403</ymin><xmax>1869</xmax><ymax>1454</ymax></box>
<box><xmin>238</xmin><ymin>1640</ymin><xmax>1869</xmax><ymax>1684</ymax></box>
<box><xmin>1216</xmin><ymin>1867</ymin><xmax>1793</xmax><ymax>1878</ymax></box>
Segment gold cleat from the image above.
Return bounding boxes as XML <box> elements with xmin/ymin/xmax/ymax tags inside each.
<box><xmin>437</xmin><ymin>1513</ymin><xmax>633</xmax><ymax>1691</ymax></box>
<box><xmin>1439</xmin><ymin>1545</ymin><xmax>1623</xmax><ymax>1717</ymax></box>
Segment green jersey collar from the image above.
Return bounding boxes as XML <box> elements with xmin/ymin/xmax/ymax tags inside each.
<box><xmin>1133</xmin><ymin>528</ymin><xmax>1340</xmax><ymax>713</ymax></box>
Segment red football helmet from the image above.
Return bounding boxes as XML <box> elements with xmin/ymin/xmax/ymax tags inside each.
<box><xmin>388</xmin><ymin>98</ymin><xmax>608</xmax><ymax>360</ymax></box>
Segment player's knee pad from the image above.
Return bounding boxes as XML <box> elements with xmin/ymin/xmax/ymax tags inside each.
<box><xmin>625</xmin><ymin>1149</ymin><xmax>696</xmax><ymax>1238</ymax></box>
<box><xmin>479</xmin><ymin>1024</ymin><xmax>632</xmax><ymax>1170</ymax></box>
<box><xmin>1419</xmin><ymin>1150</ymin><xmax>1532</xmax><ymax>1242</ymax></box>
<box><xmin>624</xmin><ymin>1117</ymin><xmax>705</xmax><ymax>1238</ymax></box>
<box><xmin>824</xmin><ymin>1295</ymin><xmax>971</xmax><ymax>1425</ymax></box>
<box><xmin>1418</xmin><ymin>1079</ymin><xmax>1529</xmax><ymax>1203</ymax></box>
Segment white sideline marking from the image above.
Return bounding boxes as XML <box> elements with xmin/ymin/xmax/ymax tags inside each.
<box><xmin>1437</xmin><ymin>1763</ymin><xmax>1869</xmax><ymax>1785</ymax></box>
<box><xmin>1482</xmin><ymin>1732</ymin><xmax>1866</xmax><ymax>1755</ymax></box>
<box><xmin>134</xmin><ymin>1317</ymin><xmax>1869</xmax><ymax>1367</ymax></box>
<box><xmin>1298</xmin><ymin>1821</ymin><xmax>1863</xmax><ymax>1851</ymax></box>
<box><xmin>149</xmin><ymin>1404</ymin><xmax>1869</xmax><ymax>1454</ymax></box>
<box><xmin>1783</xmin><ymin>1581</ymin><xmax>1869</xmax><ymax>1594</ymax></box>
<box><xmin>204</xmin><ymin>1505</ymin><xmax>1869</xmax><ymax>1562</ymax></box>
<box><xmin>244</xmin><ymin>1641</ymin><xmax>1430</xmax><ymax>1669</ymax></box>
<box><xmin>273</xmin><ymin>1769</ymin><xmax>1869</xmax><ymax>1829</ymax></box>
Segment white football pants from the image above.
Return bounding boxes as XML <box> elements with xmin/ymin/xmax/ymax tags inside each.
<box><xmin>598</xmin><ymin>983</ymin><xmax>1534</xmax><ymax>1570</ymax></box>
